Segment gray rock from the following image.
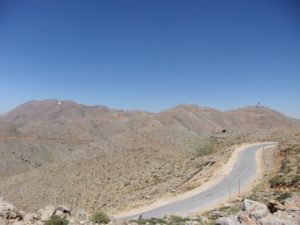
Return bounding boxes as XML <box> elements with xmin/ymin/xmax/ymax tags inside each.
<box><xmin>37</xmin><ymin>205</ymin><xmax>55</xmax><ymax>221</ymax></box>
<box><xmin>0</xmin><ymin>199</ymin><xmax>22</xmax><ymax>220</ymax></box>
<box><xmin>55</xmin><ymin>205</ymin><xmax>71</xmax><ymax>217</ymax></box>
<box><xmin>241</xmin><ymin>199</ymin><xmax>268</xmax><ymax>219</ymax></box>
<box><xmin>237</xmin><ymin>212</ymin><xmax>256</xmax><ymax>225</ymax></box>
<box><xmin>23</xmin><ymin>213</ymin><xmax>39</xmax><ymax>224</ymax></box>
<box><xmin>184</xmin><ymin>221</ymin><xmax>199</xmax><ymax>225</ymax></box>
<box><xmin>259</xmin><ymin>213</ymin><xmax>297</xmax><ymax>225</ymax></box>
<box><xmin>285</xmin><ymin>194</ymin><xmax>300</xmax><ymax>212</ymax></box>
<box><xmin>209</xmin><ymin>210</ymin><xmax>226</xmax><ymax>219</ymax></box>
<box><xmin>215</xmin><ymin>216</ymin><xmax>240</xmax><ymax>225</ymax></box>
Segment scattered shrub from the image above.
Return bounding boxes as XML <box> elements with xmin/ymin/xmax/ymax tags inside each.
<box><xmin>130</xmin><ymin>217</ymin><xmax>166</xmax><ymax>225</ymax></box>
<box><xmin>289</xmin><ymin>175</ymin><xmax>300</xmax><ymax>186</ymax></box>
<box><xmin>168</xmin><ymin>215</ymin><xmax>190</xmax><ymax>225</ymax></box>
<box><xmin>275</xmin><ymin>192</ymin><xmax>292</xmax><ymax>203</ymax></box>
<box><xmin>269</xmin><ymin>176</ymin><xmax>286</xmax><ymax>188</ymax></box>
<box><xmin>130</xmin><ymin>215</ymin><xmax>208</xmax><ymax>225</ymax></box>
<box><xmin>196</xmin><ymin>137</ymin><xmax>218</xmax><ymax>156</ymax></box>
<box><xmin>90</xmin><ymin>211</ymin><xmax>110</xmax><ymax>224</ymax></box>
<box><xmin>44</xmin><ymin>216</ymin><xmax>69</xmax><ymax>225</ymax></box>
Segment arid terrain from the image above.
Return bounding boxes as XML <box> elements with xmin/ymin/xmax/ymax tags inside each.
<box><xmin>0</xmin><ymin>99</ymin><xmax>299</xmax><ymax>216</ymax></box>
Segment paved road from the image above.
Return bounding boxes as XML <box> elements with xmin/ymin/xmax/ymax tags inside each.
<box><xmin>116</xmin><ymin>142</ymin><xmax>277</xmax><ymax>220</ymax></box>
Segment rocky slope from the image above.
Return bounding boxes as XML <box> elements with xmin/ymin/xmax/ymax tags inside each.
<box><xmin>213</xmin><ymin>197</ymin><xmax>300</xmax><ymax>225</ymax></box>
<box><xmin>1</xmin><ymin>195</ymin><xmax>299</xmax><ymax>225</ymax></box>
<box><xmin>0</xmin><ymin>100</ymin><xmax>299</xmax><ymax>214</ymax></box>
<box><xmin>0</xmin><ymin>99</ymin><xmax>297</xmax><ymax>178</ymax></box>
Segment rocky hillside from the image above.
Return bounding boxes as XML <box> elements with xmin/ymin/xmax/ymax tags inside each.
<box><xmin>1</xmin><ymin>195</ymin><xmax>299</xmax><ymax>225</ymax></box>
<box><xmin>0</xmin><ymin>100</ymin><xmax>299</xmax><ymax>214</ymax></box>
<box><xmin>0</xmin><ymin>100</ymin><xmax>297</xmax><ymax>177</ymax></box>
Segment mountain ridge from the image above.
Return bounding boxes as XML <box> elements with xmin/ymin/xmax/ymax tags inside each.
<box><xmin>0</xmin><ymin>99</ymin><xmax>298</xmax><ymax>139</ymax></box>
<box><xmin>1</xmin><ymin>99</ymin><xmax>296</xmax><ymax>118</ymax></box>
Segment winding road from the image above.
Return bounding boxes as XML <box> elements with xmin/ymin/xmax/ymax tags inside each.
<box><xmin>115</xmin><ymin>142</ymin><xmax>277</xmax><ymax>220</ymax></box>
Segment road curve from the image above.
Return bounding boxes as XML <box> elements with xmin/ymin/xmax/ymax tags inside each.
<box><xmin>115</xmin><ymin>142</ymin><xmax>277</xmax><ymax>220</ymax></box>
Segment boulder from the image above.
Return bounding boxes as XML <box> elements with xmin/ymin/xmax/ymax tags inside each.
<box><xmin>237</xmin><ymin>212</ymin><xmax>256</xmax><ymax>225</ymax></box>
<box><xmin>285</xmin><ymin>194</ymin><xmax>300</xmax><ymax>212</ymax></box>
<box><xmin>267</xmin><ymin>199</ymin><xmax>285</xmax><ymax>213</ymax></box>
<box><xmin>259</xmin><ymin>213</ymin><xmax>297</xmax><ymax>225</ymax></box>
<box><xmin>23</xmin><ymin>213</ymin><xmax>39</xmax><ymax>224</ymax></box>
<box><xmin>184</xmin><ymin>221</ymin><xmax>199</xmax><ymax>225</ymax></box>
<box><xmin>240</xmin><ymin>199</ymin><xmax>268</xmax><ymax>219</ymax></box>
<box><xmin>209</xmin><ymin>210</ymin><xmax>226</xmax><ymax>219</ymax></box>
<box><xmin>37</xmin><ymin>205</ymin><xmax>55</xmax><ymax>221</ymax></box>
<box><xmin>54</xmin><ymin>205</ymin><xmax>71</xmax><ymax>217</ymax></box>
<box><xmin>215</xmin><ymin>216</ymin><xmax>240</xmax><ymax>225</ymax></box>
<box><xmin>0</xmin><ymin>200</ymin><xmax>22</xmax><ymax>220</ymax></box>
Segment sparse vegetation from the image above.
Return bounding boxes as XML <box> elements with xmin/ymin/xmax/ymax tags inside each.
<box><xmin>290</xmin><ymin>175</ymin><xmax>300</xmax><ymax>186</ymax></box>
<box><xmin>217</xmin><ymin>205</ymin><xmax>240</xmax><ymax>215</ymax></box>
<box><xmin>268</xmin><ymin>142</ymin><xmax>300</xmax><ymax>189</ymax></box>
<box><xmin>90</xmin><ymin>211</ymin><xmax>110</xmax><ymax>224</ymax></box>
<box><xmin>196</xmin><ymin>137</ymin><xmax>219</xmax><ymax>156</ymax></box>
<box><xmin>44</xmin><ymin>216</ymin><xmax>69</xmax><ymax>225</ymax></box>
<box><xmin>269</xmin><ymin>176</ymin><xmax>286</xmax><ymax>188</ymax></box>
<box><xmin>168</xmin><ymin>215</ymin><xmax>192</xmax><ymax>225</ymax></box>
<box><xmin>130</xmin><ymin>215</ymin><xmax>204</xmax><ymax>225</ymax></box>
<box><xmin>130</xmin><ymin>217</ymin><xmax>167</xmax><ymax>225</ymax></box>
<box><xmin>275</xmin><ymin>192</ymin><xmax>292</xmax><ymax>203</ymax></box>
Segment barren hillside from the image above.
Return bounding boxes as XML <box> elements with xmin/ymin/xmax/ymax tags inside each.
<box><xmin>0</xmin><ymin>100</ymin><xmax>299</xmax><ymax>213</ymax></box>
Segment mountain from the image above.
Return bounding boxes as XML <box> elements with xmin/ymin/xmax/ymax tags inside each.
<box><xmin>0</xmin><ymin>100</ymin><xmax>299</xmax><ymax>212</ymax></box>
<box><xmin>0</xmin><ymin>100</ymin><xmax>296</xmax><ymax>139</ymax></box>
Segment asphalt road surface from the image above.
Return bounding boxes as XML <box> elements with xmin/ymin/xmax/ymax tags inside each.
<box><xmin>116</xmin><ymin>142</ymin><xmax>277</xmax><ymax>220</ymax></box>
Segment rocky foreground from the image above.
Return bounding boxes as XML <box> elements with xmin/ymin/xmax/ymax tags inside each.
<box><xmin>1</xmin><ymin>195</ymin><xmax>299</xmax><ymax>225</ymax></box>
<box><xmin>212</xmin><ymin>196</ymin><xmax>300</xmax><ymax>225</ymax></box>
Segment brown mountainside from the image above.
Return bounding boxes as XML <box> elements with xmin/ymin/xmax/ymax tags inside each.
<box><xmin>0</xmin><ymin>100</ymin><xmax>299</xmax><ymax>212</ymax></box>
<box><xmin>0</xmin><ymin>100</ymin><xmax>296</xmax><ymax>139</ymax></box>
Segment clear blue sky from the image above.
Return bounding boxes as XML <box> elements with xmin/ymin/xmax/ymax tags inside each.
<box><xmin>1</xmin><ymin>0</ymin><xmax>300</xmax><ymax>118</ymax></box>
